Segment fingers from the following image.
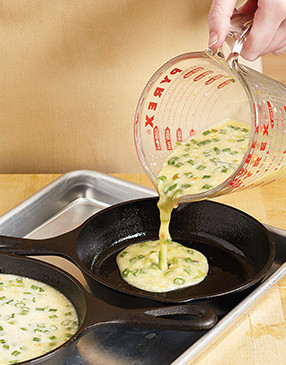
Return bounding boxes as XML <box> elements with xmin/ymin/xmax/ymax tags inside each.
<box><xmin>208</xmin><ymin>0</ymin><xmax>237</xmax><ymax>48</ymax></box>
<box><xmin>208</xmin><ymin>0</ymin><xmax>286</xmax><ymax>60</ymax></box>
<box><xmin>240</xmin><ymin>0</ymin><xmax>286</xmax><ymax>60</ymax></box>
<box><xmin>258</xmin><ymin>19</ymin><xmax>286</xmax><ymax>56</ymax></box>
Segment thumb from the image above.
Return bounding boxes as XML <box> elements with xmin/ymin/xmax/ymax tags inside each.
<box><xmin>208</xmin><ymin>0</ymin><xmax>237</xmax><ymax>48</ymax></box>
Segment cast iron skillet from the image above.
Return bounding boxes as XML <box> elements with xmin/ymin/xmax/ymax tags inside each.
<box><xmin>0</xmin><ymin>198</ymin><xmax>275</xmax><ymax>306</ymax></box>
<box><xmin>0</xmin><ymin>253</ymin><xmax>217</xmax><ymax>365</ymax></box>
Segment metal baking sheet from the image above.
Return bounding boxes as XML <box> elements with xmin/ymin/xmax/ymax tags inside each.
<box><xmin>0</xmin><ymin>170</ymin><xmax>285</xmax><ymax>365</ymax></box>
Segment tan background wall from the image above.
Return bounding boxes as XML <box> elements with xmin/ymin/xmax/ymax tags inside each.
<box><xmin>0</xmin><ymin>0</ymin><xmax>280</xmax><ymax>174</ymax></box>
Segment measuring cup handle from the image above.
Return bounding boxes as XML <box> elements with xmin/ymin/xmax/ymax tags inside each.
<box><xmin>225</xmin><ymin>13</ymin><xmax>254</xmax><ymax>62</ymax></box>
<box><xmin>207</xmin><ymin>13</ymin><xmax>254</xmax><ymax>64</ymax></box>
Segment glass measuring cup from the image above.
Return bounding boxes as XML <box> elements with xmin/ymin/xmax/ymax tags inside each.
<box><xmin>134</xmin><ymin>14</ymin><xmax>286</xmax><ymax>201</ymax></box>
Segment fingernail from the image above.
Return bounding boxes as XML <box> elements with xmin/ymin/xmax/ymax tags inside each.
<box><xmin>208</xmin><ymin>31</ymin><xmax>218</xmax><ymax>48</ymax></box>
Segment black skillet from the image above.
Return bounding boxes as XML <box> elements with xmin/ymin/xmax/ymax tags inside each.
<box><xmin>0</xmin><ymin>252</ymin><xmax>217</xmax><ymax>365</ymax></box>
<box><xmin>0</xmin><ymin>198</ymin><xmax>275</xmax><ymax>307</ymax></box>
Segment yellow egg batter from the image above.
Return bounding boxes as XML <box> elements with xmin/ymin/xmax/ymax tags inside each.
<box><xmin>117</xmin><ymin>119</ymin><xmax>250</xmax><ymax>293</ymax></box>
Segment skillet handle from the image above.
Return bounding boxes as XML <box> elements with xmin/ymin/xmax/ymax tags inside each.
<box><xmin>84</xmin><ymin>297</ymin><xmax>218</xmax><ymax>332</ymax></box>
<box><xmin>0</xmin><ymin>231</ymin><xmax>79</xmax><ymax>262</ymax></box>
<box><xmin>137</xmin><ymin>304</ymin><xmax>218</xmax><ymax>331</ymax></box>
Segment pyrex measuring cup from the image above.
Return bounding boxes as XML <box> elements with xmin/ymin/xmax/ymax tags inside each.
<box><xmin>134</xmin><ymin>14</ymin><xmax>286</xmax><ymax>201</ymax></box>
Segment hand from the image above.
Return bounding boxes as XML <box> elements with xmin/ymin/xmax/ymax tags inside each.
<box><xmin>208</xmin><ymin>0</ymin><xmax>286</xmax><ymax>61</ymax></box>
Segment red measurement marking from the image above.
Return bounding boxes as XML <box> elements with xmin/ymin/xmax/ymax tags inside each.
<box><xmin>260</xmin><ymin>142</ymin><xmax>267</xmax><ymax>151</ymax></box>
<box><xmin>193</xmin><ymin>70</ymin><xmax>213</xmax><ymax>82</ymax></box>
<box><xmin>190</xmin><ymin>129</ymin><xmax>195</xmax><ymax>136</ymax></box>
<box><xmin>165</xmin><ymin>127</ymin><xmax>172</xmax><ymax>150</ymax></box>
<box><xmin>255</xmin><ymin>125</ymin><xmax>259</xmax><ymax>134</ymax></box>
<box><xmin>205</xmin><ymin>74</ymin><xmax>223</xmax><ymax>85</ymax></box>
<box><xmin>176</xmin><ymin>128</ymin><xmax>182</xmax><ymax>142</ymax></box>
<box><xmin>263</xmin><ymin>123</ymin><xmax>269</xmax><ymax>136</ymax></box>
<box><xmin>153</xmin><ymin>126</ymin><xmax>161</xmax><ymax>151</ymax></box>
<box><xmin>251</xmin><ymin>141</ymin><xmax>256</xmax><ymax>149</ymax></box>
<box><xmin>267</xmin><ymin>101</ymin><xmax>275</xmax><ymax>128</ymax></box>
<box><xmin>230</xmin><ymin>179</ymin><xmax>243</xmax><ymax>188</ymax></box>
<box><xmin>217</xmin><ymin>79</ymin><xmax>234</xmax><ymax>89</ymax></box>
<box><xmin>245</xmin><ymin>154</ymin><xmax>252</xmax><ymax>163</ymax></box>
<box><xmin>183</xmin><ymin>67</ymin><xmax>204</xmax><ymax>78</ymax></box>
<box><xmin>237</xmin><ymin>168</ymin><xmax>244</xmax><ymax>176</ymax></box>
<box><xmin>253</xmin><ymin>157</ymin><xmax>262</xmax><ymax>167</ymax></box>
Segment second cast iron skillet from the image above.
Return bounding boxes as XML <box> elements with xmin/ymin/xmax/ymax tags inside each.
<box><xmin>0</xmin><ymin>198</ymin><xmax>275</xmax><ymax>305</ymax></box>
<box><xmin>0</xmin><ymin>253</ymin><xmax>217</xmax><ymax>365</ymax></box>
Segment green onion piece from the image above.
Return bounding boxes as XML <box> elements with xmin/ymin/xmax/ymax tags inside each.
<box><xmin>219</xmin><ymin>129</ymin><xmax>227</xmax><ymax>134</ymax></box>
<box><xmin>221</xmin><ymin>167</ymin><xmax>228</xmax><ymax>173</ymax></box>
<box><xmin>202</xmin><ymin>184</ymin><xmax>213</xmax><ymax>189</ymax></box>
<box><xmin>173</xmin><ymin>277</ymin><xmax>185</xmax><ymax>285</ymax></box>
<box><xmin>222</xmin><ymin>148</ymin><xmax>231</xmax><ymax>152</ymax></box>
<box><xmin>203</xmin><ymin>175</ymin><xmax>211</xmax><ymax>179</ymax></box>
<box><xmin>132</xmin><ymin>269</ymin><xmax>140</xmax><ymax>276</ymax></box>
<box><xmin>157</xmin><ymin>175</ymin><xmax>167</xmax><ymax>182</ymax></box>
<box><xmin>184</xmin><ymin>172</ymin><xmax>193</xmax><ymax>178</ymax></box>
<box><xmin>167</xmin><ymin>183</ymin><xmax>177</xmax><ymax>191</ymax></box>
<box><xmin>61</xmin><ymin>319</ymin><xmax>71</xmax><ymax>326</ymax></box>
<box><xmin>122</xmin><ymin>268</ymin><xmax>131</xmax><ymax>278</ymax></box>
<box><xmin>197</xmin><ymin>140</ymin><xmax>210</xmax><ymax>146</ymax></box>
<box><xmin>197</xmin><ymin>165</ymin><xmax>206</xmax><ymax>170</ymax></box>
<box><xmin>184</xmin><ymin>268</ymin><xmax>191</xmax><ymax>275</ymax></box>
<box><xmin>167</xmin><ymin>156</ymin><xmax>179</xmax><ymax>165</ymax></box>
<box><xmin>242</xmin><ymin>128</ymin><xmax>249</xmax><ymax>132</ymax></box>
<box><xmin>33</xmin><ymin>337</ymin><xmax>40</xmax><ymax>342</ymax></box>
<box><xmin>186</xmin><ymin>159</ymin><xmax>195</xmax><ymax>165</ymax></box>
<box><xmin>119</xmin><ymin>251</ymin><xmax>128</xmax><ymax>258</ymax></box>
<box><xmin>202</xmin><ymin>130</ymin><xmax>211</xmax><ymax>135</ymax></box>
<box><xmin>181</xmin><ymin>184</ymin><xmax>191</xmax><ymax>189</ymax></box>
<box><xmin>174</xmin><ymin>162</ymin><xmax>184</xmax><ymax>168</ymax></box>
<box><xmin>138</xmin><ymin>255</ymin><xmax>145</xmax><ymax>260</ymax></box>
<box><xmin>172</xmin><ymin>189</ymin><xmax>183</xmax><ymax>199</ymax></box>
<box><xmin>188</xmin><ymin>250</ymin><xmax>194</xmax><ymax>254</ymax></box>
<box><xmin>213</xmin><ymin>147</ymin><xmax>220</xmax><ymax>154</ymax></box>
<box><xmin>12</xmin><ymin>350</ymin><xmax>21</xmax><ymax>356</ymax></box>
<box><xmin>185</xmin><ymin>257</ymin><xmax>193</xmax><ymax>263</ymax></box>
